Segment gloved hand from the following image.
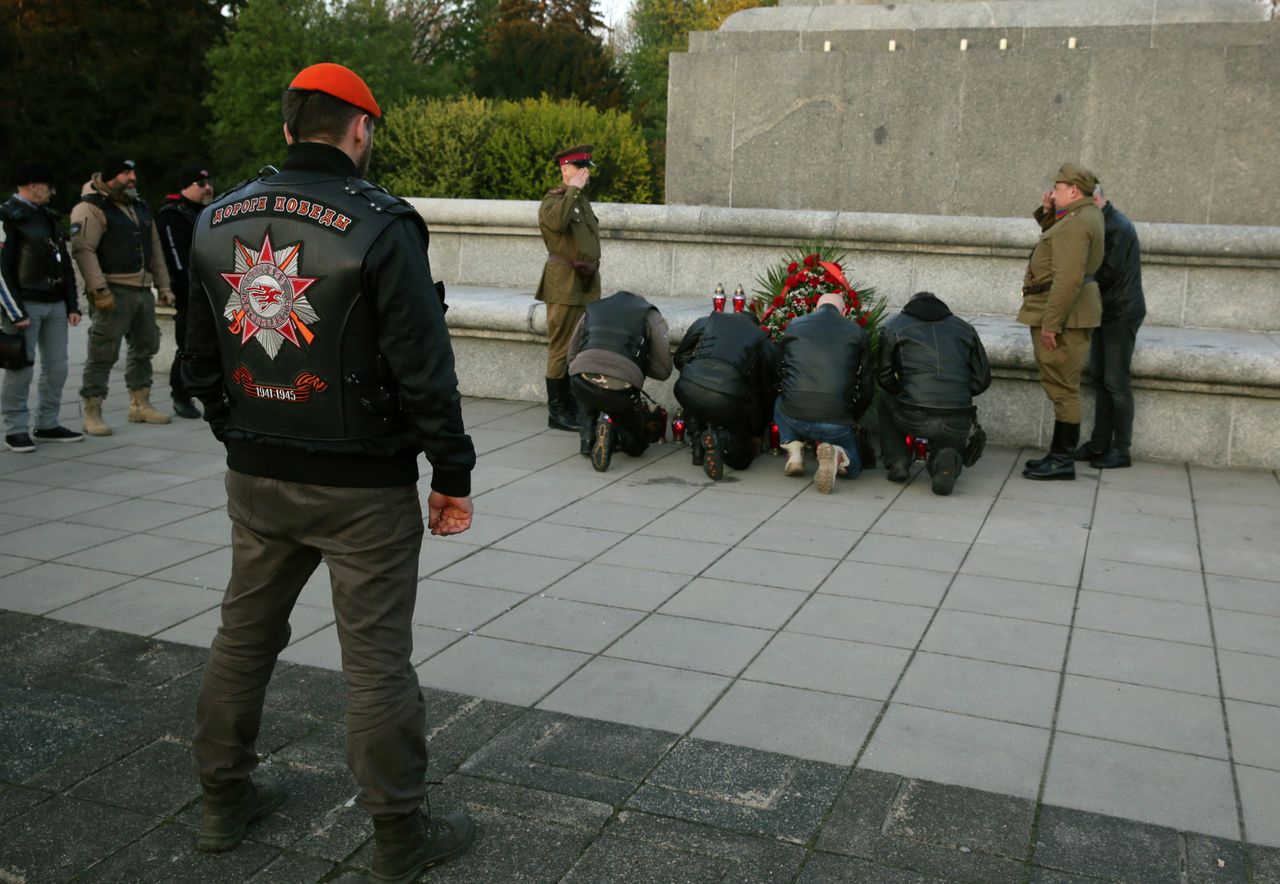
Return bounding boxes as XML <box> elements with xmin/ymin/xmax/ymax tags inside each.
<box><xmin>90</xmin><ymin>288</ymin><xmax>115</xmax><ymax>311</ymax></box>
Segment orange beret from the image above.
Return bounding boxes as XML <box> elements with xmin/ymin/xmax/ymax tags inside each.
<box><xmin>288</xmin><ymin>63</ymin><xmax>381</xmax><ymax>118</ymax></box>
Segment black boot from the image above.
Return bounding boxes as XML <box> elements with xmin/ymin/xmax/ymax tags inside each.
<box><xmin>578</xmin><ymin>416</ymin><xmax>592</xmax><ymax>457</ymax></box>
<box><xmin>1070</xmin><ymin>440</ymin><xmax>1103</xmax><ymax>461</ymax></box>
<box><xmin>197</xmin><ymin>773</ymin><xmax>287</xmax><ymax>853</ymax></box>
<box><xmin>591</xmin><ymin>415</ymin><xmax>615</xmax><ymax>472</ymax></box>
<box><xmin>369</xmin><ymin>808</ymin><xmax>476</xmax><ymax>883</ymax></box>
<box><xmin>1090</xmin><ymin>447</ymin><xmax>1132</xmax><ymax>469</ymax></box>
<box><xmin>546</xmin><ymin>377</ymin><xmax>577</xmax><ymax>432</ymax></box>
<box><xmin>1025</xmin><ymin>421</ymin><xmax>1067</xmax><ymax>470</ymax></box>
<box><xmin>1024</xmin><ymin>422</ymin><xmax>1078</xmax><ymax>481</ymax></box>
<box><xmin>172</xmin><ymin>395</ymin><xmax>201</xmax><ymax>419</ymax></box>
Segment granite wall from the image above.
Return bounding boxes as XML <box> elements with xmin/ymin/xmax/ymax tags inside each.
<box><xmin>664</xmin><ymin>0</ymin><xmax>1280</xmax><ymax>226</ymax></box>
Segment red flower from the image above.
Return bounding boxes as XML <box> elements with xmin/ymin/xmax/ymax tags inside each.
<box><xmin>857</xmin><ymin>316</ymin><xmax>868</xmax><ymax>327</ymax></box>
<box><xmin>803</xmin><ymin>254</ymin><xmax>817</xmax><ymax>268</ymax></box>
<box><xmin>772</xmin><ymin>295</ymin><xmax>785</xmax><ymax>307</ymax></box>
<box><xmin>787</xmin><ymin>262</ymin><xmax>798</xmax><ymax>273</ymax></box>
<box><xmin>787</xmin><ymin>312</ymin><xmax>796</xmax><ymax>319</ymax></box>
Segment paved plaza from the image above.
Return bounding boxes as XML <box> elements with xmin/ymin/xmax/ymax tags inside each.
<box><xmin>1</xmin><ymin>349</ymin><xmax>1279</xmax><ymax>879</ymax></box>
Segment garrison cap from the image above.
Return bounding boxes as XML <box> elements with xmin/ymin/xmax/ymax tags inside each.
<box><xmin>554</xmin><ymin>144</ymin><xmax>595</xmax><ymax>168</ymax></box>
<box><xmin>1054</xmin><ymin>163</ymin><xmax>1098</xmax><ymax>196</ymax></box>
<box><xmin>12</xmin><ymin>162</ymin><xmax>53</xmax><ymax>186</ymax></box>
<box><xmin>288</xmin><ymin>63</ymin><xmax>382</xmax><ymax>118</ymax></box>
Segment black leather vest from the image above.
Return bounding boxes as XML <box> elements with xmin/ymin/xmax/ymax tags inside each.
<box><xmin>580</xmin><ymin>291</ymin><xmax>655</xmax><ymax>371</ymax></box>
<box><xmin>189</xmin><ymin>171</ymin><xmax>407</xmax><ymax>444</ymax></box>
<box><xmin>1</xmin><ymin>197</ymin><xmax>67</xmax><ymax>293</ymax></box>
<box><xmin>83</xmin><ymin>194</ymin><xmax>154</xmax><ymax>274</ymax></box>
<box><xmin>682</xmin><ymin>311</ymin><xmax>764</xmax><ymax>395</ymax></box>
<box><xmin>780</xmin><ymin>308</ymin><xmax>867</xmax><ymax>421</ymax></box>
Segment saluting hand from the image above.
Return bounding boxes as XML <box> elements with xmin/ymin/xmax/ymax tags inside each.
<box><xmin>1041</xmin><ymin>190</ymin><xmax>1055</xmax><ymax>213</ymax></box>
<box><xmin>569</xmin><ymin>167</ymin><xmax>590</xmax><ymax>189</ymax></box>
<box><xmin>427</xmin><ymin>491</ymin><xmax>474</xmax><ymax>536</ymax></box>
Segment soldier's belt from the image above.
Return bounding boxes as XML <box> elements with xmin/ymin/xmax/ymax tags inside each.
<box><xmin>1022</xmin><ymin>274</ymin><xmax>1096</xmax><ymax>297</ymax></box>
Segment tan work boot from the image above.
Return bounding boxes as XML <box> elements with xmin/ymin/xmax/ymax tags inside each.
<box><xmin>82</xmin><ymin>397</ymin><xmax>113</xmax><ymax>436</ymax></box>
<box><xmin>128</xmin><ymin>387</ymin><xmax>171</xmax><ymax>424</ymax></box>
<box><xmin>782</xmin><ymin>441</ymin><xmax>805</xmax><ymax>476</ymax></box>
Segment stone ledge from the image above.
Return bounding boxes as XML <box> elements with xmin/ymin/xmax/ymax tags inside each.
<box><xmin>444</xmin><ymin>285</ymin><xmax>1280</xmax><ymax>396</ymax></box>
<box><xmin>414</xmin><ymin>199</ymin><xmax>1280</xmax><ymax>263</ymax></box>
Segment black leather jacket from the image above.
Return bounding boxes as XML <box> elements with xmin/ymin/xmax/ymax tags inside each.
<box><xmin>0</xmin><ymin>195</ymin><xmax>77</xmax><ymax>318</ymax></box>
<box><xmin>675</xmin><ymin>311</ymin><xmax>779</xmax><ymax>399</ymax></box>
<box><xmin>876</xmin><ymin>294</ymin><xmax>991</xmax><ymax>412</ymax></box>
<box><xmin>778</xmin><ymin>304</ymin><xmax>872</xmax><ymax>423</ymax></box>
<box><xmin>1097</xmin><ymin>202</ymin><xmax>1146</xmax><ymax>326</ymax></box>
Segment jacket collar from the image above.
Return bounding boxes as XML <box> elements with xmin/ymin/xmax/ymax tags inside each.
<box><xmin>282</xmin><ymin>142</ymin><xmax>358</xmax><ymax>178</ymax></box>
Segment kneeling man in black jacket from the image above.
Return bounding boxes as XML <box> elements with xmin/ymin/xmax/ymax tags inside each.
<box><xmin>876</xmin><ymin>291</ymin><xmax>992</xmax><ymax>495</ymax></box>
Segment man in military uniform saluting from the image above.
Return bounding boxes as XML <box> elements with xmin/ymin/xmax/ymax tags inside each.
<box><xmin>537</xmin><ymin>144</ymin><xmax>600</xmax><ymax>431</ymax></box>
<box><xmin>184</xmin><ymin>63</ymin><xmax>476</xmax><ymax>880</ymax></box>
<box><xmin>1019</xmin><ymin>164</ymin><xmax>1103</xmax><ymax>481</ymax></box>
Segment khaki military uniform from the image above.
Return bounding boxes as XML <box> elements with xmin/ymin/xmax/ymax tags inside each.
<box><xmin>1017</xmin><ymin>198</ymin><xmax>1103</xmax><ymax>423</ymax></box>
<box><xmin>536</xmin><ymin>185</ymin><xmax>600</xmax><ymax>378</ymax></box>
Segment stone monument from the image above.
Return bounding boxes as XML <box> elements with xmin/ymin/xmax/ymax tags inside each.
<box><xmin>665</xmin><ymin>0</ymin><xmax>1279</xmax><ymax>225</ymax></box>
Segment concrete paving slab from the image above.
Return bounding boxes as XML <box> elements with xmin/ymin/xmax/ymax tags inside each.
<box><xmin>544</xmin><ymin>499</ymin><xmax>666</xmax><ymax>533</ymax></box>
<box><xmin>542</xmin><ymin>562</ymin><xmax>690</xmax><ymax>611</ymax></box>
<box><xmin>875</xmin><ymin>509</ymin><xmax>986</xmax><ymax>545</ymax></box>
<box><xmin>1043</xmin><ymin>734</ymin><xmax>1240</xmax><ymax>840</ymax></box>
<box><xmin>703</xmin><ymin>546</ymin><xmax>835</xmax><ymax>591</ymax></box>
<box><xmin>740</xmin><ymin>521</ymin><xmax>860</xmax><ymax>559</ymax></box>
<box><xmin>493</xmin><ymin>522</ymin><xmax>627</xmax><ymax>562</ymax></box>
<box><xmin>692</xmin><ymin>680</ymin><xmax>879</xmax><ymax>766</ymax></box>
<box><xmin>141</xmin><ymin>476</ymin><xmax>228</xmax><ymax>507</ymax></box>
<box><xmin>56</xmin><ymin>533</ymin><xmax>222</xmax><ymax>577</ymax></box>
<box><xmin>921</xmin><ymin>609</ymin><xmax>1069</xmax><ymax>671</ymax></box>
<box><xmin>785</xmin><ymin>594</ymin><xmax>934</xmax><ymax>649</ymax></box>
<box><xmin>13</xmin><ymin>487</ymin><xmax>127</xmax><ymax>520</ymax></box>
<box><xmin>412</xmin><ymin>580</ymin><xmax>525</xmax><ymax>631</ymax></box>
<box><xmin>605</xmin><ymin>613</ymin><xmax>772</xmax><ymax>676</ymax></box>
<box><xmin>1074</xmin><ymin>590</ymin><xmax>1213</xmax><ymax>645</ymax></box>
<box><xmin>943</xmin><ymin>574</ymin><xmax>1077</xmax><ymax>625</ymax></box>
<box><xmin>0</xmin><ymin>520</ymin><xmax>128</xmax><ymax>559</ymax></box>
<box><xmin>538</xmin><ymin>656</ymin><xmax>728</xmax><ymax>733</ymax></box>
<box><xmin>1238</xmin><ymin>765</ymin><xmax>1280</xmax><ymax>848</ymax></box>
<box><xmin>143</xmin><ymin>509</ymin><xmax>233</xmax><ymax>544</ymax></box>
<box><xmin>596</xmin><ymin>534</ymin><xmax>729</xmax><ymax>575</ymax></box>
<box><xmin>847</xmin><ymin>532</ymin><xmax>969</xmax><ymax>574</ymax></box>
<box><xmin>430</xmin><ymin>548</ymin><xmax>580</xmax><ymax>593</ymax></box>
<box><xmin>0</xmin><ymin>563</ymin><xmax>132</xmax><ymax>615</ymax></box>
<box><xmin>818</xmin><ymin>559</ymin><xmax>952</xmax><ymax>608</ymax></box>
<box><xmin>861</xmin><ymin>704</ymin><xmax>1050</xmax><ymax>800</ymax></box>
<box><xmin>895</xmin><ymin>652</ymin><xmax>1060</xmax><ymax>728</ymax></box>
<box><xmin>480</xmin><ymin>596</ymin><xmax>645</xmax><ymax>654</ymax></box>
<box><xmin>1086</xmin><ymin>531</ymin><xmax>1204</xmax><ymax>573</ymax></box>
<box><xmin>417</xmin><ymin>635</ymin><xmax>588</xmax><ymax>706</ymax></box>
<box><xmin>1066</xmin><ymin>628</ymin><xmax>1221</xmax><ymax>697</ymax></box>
<box><xmin>975</xmin><ymin>516</ymin><xmax>1089</xmax><ymax>555</ymax></box>
<box><xmin>1217</xmin><ymin>649</ymin><xmax>1280</xmax><ymax>706</ymax></box>
<box><xmin>959</xmin><ymin>541</ymin><xmax>1084</xmax><ymax>588</ymax></box>
<box><xmin>0</xmin><ymin>555</ymin><xmax>38</xmax><ymax>578</ymax></box>
<box><xmin>1224</xmin><ymin>700</ymin><xmax>1280</xmax><ymax>772</ymax></box>
<box><xmin>657</xmin><ymin>578</ymin><xmax>807</xmax><ymax>630</ymax></box>
<box><xmin>65</xmin><ymin>498</ymin><xmax>209</xmax><ymax>533</ymax></box>
<box><xmin>1082</xmin><ymin>558</ymin><xmax>1207</xmax><ymax>605</ymax></box>
<box><xmin>47</xmin><ymin>578</ymin><xmax>223</xmax><ymax>636</ymax></box>
<box><xmin>743</xmin><ymin>632</ymin><xmax>911</xmax><ymax>700</ymax></box>
<box><xmin>1057</xmin><ymin>675</ymin><xmax>1230</xmax><ymax>759</ymax></box>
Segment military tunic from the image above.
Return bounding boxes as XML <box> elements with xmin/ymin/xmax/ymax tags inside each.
<box><xmin>1017</xmin><ymin>197</ymin><xmax>1103</xmax><ymax>423</ymax></box>
<box><xmin>536</xmin><ymin>184</ymin><xmax>600</xmax><ymax>378</ymax></box>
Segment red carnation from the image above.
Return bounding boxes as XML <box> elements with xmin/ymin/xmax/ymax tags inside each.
<box><xmin>772</xmin><ymin>295</ymin><xmax>785</xmax><ymax>307</ymax></box>
<box><xmin>787</xmin><ymin>262</ymin><xmax>799</xmax><ymax>273</ymax></box>
<box><xmin>787</xmin><ymin>312</ymin><xmax>796</xmax><ymax>319</ymax></box>
<box><xmin>857</xmin><ymin>316</ymin><xmax>868</xmax><ymax>327</ymax></box>
<box><xmin>803</xmin><ymin>254</ymin><xmax>817</xmax><ymax>268</ymax></box>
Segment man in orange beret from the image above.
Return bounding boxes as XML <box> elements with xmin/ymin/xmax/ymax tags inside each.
<box><xmin>185</xmin><ymin>62</ymin><xmax>476</xmax><ymax>880</ymax></box>
<box><xmin>537</xmin><ymin>144</ymin><xmax>601</xmax><ymax>432</ymax></box>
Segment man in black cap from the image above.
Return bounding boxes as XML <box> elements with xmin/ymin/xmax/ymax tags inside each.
<box><xmin>1071</xmin><ymin>183</ymin><xmax>1146</xmax><ymax>469</ymax></box>
<box><xmin>566</xmin><ymin>289</ymin><xmax>670</xmax><ymax>471</ymax></box>
<box><xmin>185</xmin><ymin>62</ymin><xmax>476</xmax><ymax>879</ymax></box>
<box><xmin>673</xmin><ymin>308</ymin><xmax>779</xmax><ymax>480</ymax></box>
<box><xmin>157</xmin><ymin>163</ymin><xmax>214</xmax><ymax>419</ymax></box>
<box><xmin>70</xmin><ymin>152</ymin><xmax>174</xmax><ymax>435</ymax></box>
<box><xmin>537</xmin><ymin>144</ymin><xmax>600</xmax><ymax>432</ymax></box>
<box><xmin>0</xmin><ymin>163</ymin><xmax>82</xmax><ymax>452</ymax></box>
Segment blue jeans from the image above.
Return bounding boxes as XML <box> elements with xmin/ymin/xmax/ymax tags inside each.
<box><xmin>774</xmin><ymin>402</ymin><xmax>862</xmax><ymax>479</ymax></box>
<box><xmin>2</xmin><ymin>300</ymin><xmax>70</xmax><ymax>435</ymax></box>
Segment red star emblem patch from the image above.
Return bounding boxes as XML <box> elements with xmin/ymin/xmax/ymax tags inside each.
<box><xmin>219</xmin><ymin>231</ymin><xmax>320</xmax><ymax>360</ymax></box>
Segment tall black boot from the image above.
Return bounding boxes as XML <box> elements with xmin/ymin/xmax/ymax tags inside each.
<box><xmin>1024</xmin><ymin>422</ymin><xmax>1078</xmax><ymax>481</ymax></box>
<box><xmin>578</xmin><ymin>413</ymin><xmax>593</xmax><ymax>456</ymax></box>
<box><xmin>546</xmin><ymin>377</ymin><xmax>577</xmax><ymax>432</ymax></box>
<box><xmin>1025</xmin><ymin>421</ymin><xmax>1066</xmax><ymax>470</ymax></box>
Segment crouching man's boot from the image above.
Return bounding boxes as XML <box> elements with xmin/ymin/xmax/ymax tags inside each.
<box><xmin>369</xmin><ymin>808</ymin><xmax>476</xmax><ymax>883</ymax></box>
<box><xmin>81</xmin><ymin>397</ymin><xmax>112</xmax><ymax>437</ymax></box>
<box><xmin>128</xmin><ymin>387</ymin><xmax>171</xmax><ymax>424</ymax></box>
<box><xmin>197</xmin><ymin>772</ymin><xmax>286</xmax><ymax>853</ymax></box>
<box><xmin>781</xmin><ymin>441</ymin><xmax>805</xmax><ymax>477</ymax></box>
<box><xmin>546</xmin><ymin>377</ymin><xmax>577</xmax><ymax>432</ymax></box>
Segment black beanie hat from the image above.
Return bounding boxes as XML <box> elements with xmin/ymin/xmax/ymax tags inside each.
<box><xmin>12</xmin><ymin>162</ymin><xmax>54</xmax><ymax>187</ymax></box>
<box><xmin>101</xmin><ymin>153</ymin><xmax>136</xmax><ymax>181</ymax></box>
<box><xmin>175</xmin><ymin>163</ymin><xmax>211</xmax><ymax>190</ymax></box>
